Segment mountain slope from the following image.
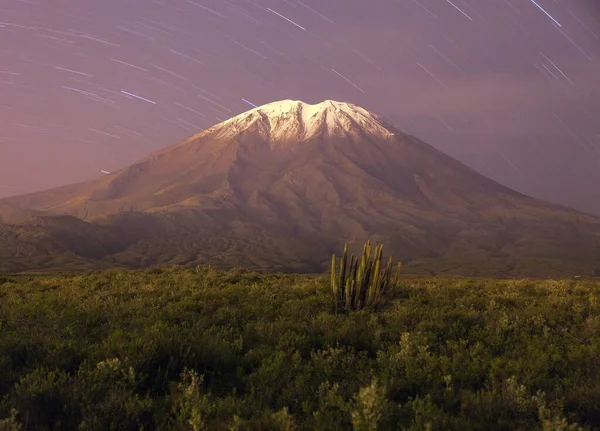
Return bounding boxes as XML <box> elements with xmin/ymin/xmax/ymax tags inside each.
<box><xmin>1</xmin><ymin>100</ymin><xmax>599</xmax><ymax>275</ymax></box>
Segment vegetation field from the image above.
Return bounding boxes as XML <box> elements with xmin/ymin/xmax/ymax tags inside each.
<box><xmin>0</xmin><ymin>268</ymin><xmax>599</xmax><ymax>430</ymax></box>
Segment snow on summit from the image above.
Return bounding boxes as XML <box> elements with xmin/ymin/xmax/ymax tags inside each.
<box><xmin>211</xmin><ymin>99</ymin><xmax>395</xmax><ymax>141</ymax></box>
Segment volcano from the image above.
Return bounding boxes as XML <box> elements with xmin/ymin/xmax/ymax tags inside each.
<box><xmin>1</xmin><ymin>99</ymin><xmax>599</xmax><ymax>276</ymax></box>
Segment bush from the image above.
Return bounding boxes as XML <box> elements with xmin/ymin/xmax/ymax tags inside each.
<box><xmin>0</xmin><ymin>270</ymin><xmax>599</xmax><ymax>429</ymax></box>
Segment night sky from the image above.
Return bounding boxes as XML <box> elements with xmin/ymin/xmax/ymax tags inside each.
<box><xmin>1</xmin><ymin>0</ymin><xmax>599</xmax><ymax>214</ymax></box>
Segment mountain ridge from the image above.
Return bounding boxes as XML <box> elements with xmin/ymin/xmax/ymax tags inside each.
<box><xmin>1</xmin><ymin>99</ymin><xmax>599</xmax><ymax>276</ymax></box>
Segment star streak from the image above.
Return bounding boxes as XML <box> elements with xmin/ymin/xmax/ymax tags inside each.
<box><xmin>330</xmin><ymin>69</ymin><xmax>366</xmax><ymax>93</ymax></box>
<box><xmin>120</xmin><ymin>91</ymin><xmax>157</xmax><ymax>105</ymax></box>
<box><xmin>266</xmin><ymin>8</ymin><xmax>307</xmax><ymax>31</ymax></box>
<box><xmin>528</xmin><ymin>0</ymin><xmax>561</xmax><ymax>27</ymax></box>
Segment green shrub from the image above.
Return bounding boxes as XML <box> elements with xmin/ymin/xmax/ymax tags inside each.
<box><xmin>0</xmin><ymin>270</ymin><xmax>599</xmax><ymax>429</ymax></box>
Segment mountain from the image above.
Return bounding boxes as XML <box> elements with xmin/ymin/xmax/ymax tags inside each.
<box><xmin>1</xmin><ymin>99</ymin><xmax>600</xmax><ymax>276</ymax></box>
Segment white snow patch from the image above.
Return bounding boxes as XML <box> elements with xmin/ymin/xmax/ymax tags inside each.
<box><xmin>211</xmin><ymin>99</ymin><xmax>395</xmax><ymax>142</ymax></box>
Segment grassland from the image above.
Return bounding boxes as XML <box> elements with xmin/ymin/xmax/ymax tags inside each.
<box><xmin>0</xmin><ymin>268</ymin><xmax>599</xmax><ymax>430</ymax></box>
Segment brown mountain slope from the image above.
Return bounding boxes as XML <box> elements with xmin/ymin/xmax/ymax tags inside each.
<box><xmin>1</xmin><ymin>100</ymin><xmax>599</xmax><ymax>276</ymax></box>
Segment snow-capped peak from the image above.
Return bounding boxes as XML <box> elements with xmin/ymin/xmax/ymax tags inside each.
<box><xmin>210</xmin><ymin>99</ymin><xmax>395</xmax><ymax>141</ymax></box>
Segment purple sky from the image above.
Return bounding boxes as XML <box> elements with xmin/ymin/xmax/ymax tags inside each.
<box><xmin>1</xmin><ymin>0</ymin><xmax>599</xmax><ymax>214</ymax></box>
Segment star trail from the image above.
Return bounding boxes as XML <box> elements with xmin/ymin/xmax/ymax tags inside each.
<box><xmin>0</xmin><ymin>0</ymin><xmax>599</xmax><ymax>214</ymax></box>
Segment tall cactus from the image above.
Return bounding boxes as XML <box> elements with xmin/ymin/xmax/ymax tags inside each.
<box><xmin>330</xmin><ymin>254</ymin><xmax>338</xmax><ymax>314</ymax></box>
<box><xmin>330</xmin><ymin>240</ymin><xmax>401</xmax><ymax>312</ymax></box>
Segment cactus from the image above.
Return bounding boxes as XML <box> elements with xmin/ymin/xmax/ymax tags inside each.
<box><xmin>330</xmin><ymin>240</ymin><xmax>401</xmax><ymax>312</ymax></box>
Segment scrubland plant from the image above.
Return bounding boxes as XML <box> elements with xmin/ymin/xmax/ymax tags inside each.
<box><xmin>2</xmin><ymin>269</ymin><xmax>600</xmax><ymax>429</ymax></box>
<box><xmin>330</xmin><ymin>240</ymin><xmax>401</xmax><ymax>313</ymax></box>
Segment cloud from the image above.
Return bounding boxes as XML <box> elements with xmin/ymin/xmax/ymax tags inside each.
<box><xmin>364</xmin><ymin>58</ymin><xmax>599</xmax><ymax>123</ymax></box>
